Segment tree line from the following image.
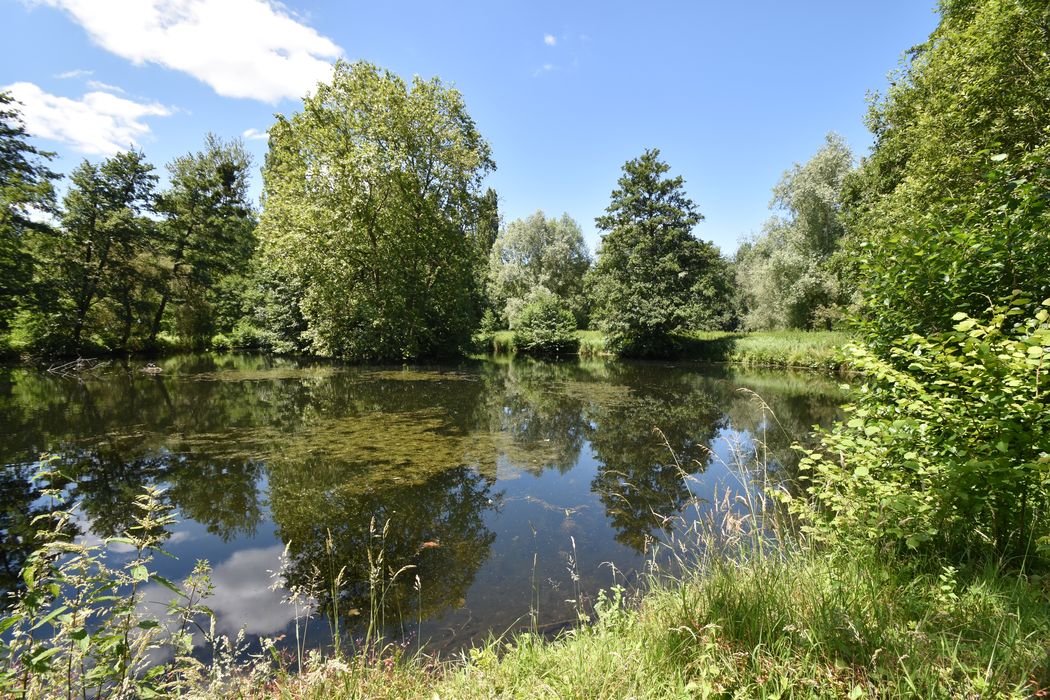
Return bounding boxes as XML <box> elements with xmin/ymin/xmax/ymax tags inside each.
<box><xmin>2</xmin><ymin>0</ymin><xmax>1047</xmax><ymax>362</ymax></box>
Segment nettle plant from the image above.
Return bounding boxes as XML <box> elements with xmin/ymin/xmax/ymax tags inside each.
<box><xmin>796</xmin><ymin>297</ymin><xmax>1050</xmax><ymax>561</ymax></box>
<box><xmin>0</xmin><ymin>463</ymin><xmax>268</xmax><ymax>699</ymax></box>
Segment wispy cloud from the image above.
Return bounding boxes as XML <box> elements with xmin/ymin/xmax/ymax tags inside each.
<box><xmin>38</xmin><ymin>0</ymin><xmax>344</xmax><ymax>103</ymax></box>
<box><xmin>543</xmin><ymin>33</ymin><xmax>557</xmax><ymax>47</ymax></box>
<box><xmin>241</xmin><ymin>127</ymin><xmax>268</xmax><ymax>141</ymax></box>
<box><xmin>54</xmin><ymin>68</ymin><xmax>93</xmax><ymax>79</ymax></box>
<box><xmin>85</xmin><ymin>80</ymin><xmax>126</xmax><ymax>94</ymax></box>
<box><xmin>4</xmin><ymin>81</ymin><xmax>172</xmax><ymax>155</ymax></box>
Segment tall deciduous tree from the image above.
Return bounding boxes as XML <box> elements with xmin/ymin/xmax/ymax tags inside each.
<box><xmin>258</xmin><ymin>61</ymin><xmax>494</xmax><ymax>361</ymax></box>
<box><xmin>486</xmin><ymin>210</ymin><xmax>591</xmax><ymax>327</ymax></box>
<box><xmin>151</xmin><ymin>135</ymin><xmax>256</xmax><ymax>346</ymax></box>
<box><xmin>735</xmin><ymin>133</ymin><xmax>854</xmax><ymax>330</ymax></box>
<box><xmin>847</xmin><ymin>0</ymin><xmax>1050</xmax><ymax>342</ymax></box>
<box><xmin>0</xmin><ymin>91</ymin><xmax>58</xmax><ymax>332</ymax></box>
<box><xmin>590</xmin><ymin>149</ymin><xmax>728</xmax><ymax>354</ymax></box>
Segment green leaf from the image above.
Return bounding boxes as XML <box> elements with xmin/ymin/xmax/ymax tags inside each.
<box><xmin>153</xmin><ymin>574</ymin><xmax>182</xmax><ymax>596</ymax></box>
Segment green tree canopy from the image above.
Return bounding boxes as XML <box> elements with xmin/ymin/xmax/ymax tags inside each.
<box><xmin>735</xmin><ymin>133</ymin><xmax>854</xmax><ymax>330</ymax></box>
<box><xmin>486</xmin><ymin>210</ymin><xmax>591</xmax><ymax>327</ymax></box>
<box><xmin>151</xmin><ymin>135</ymin><xmax>256</xmax><ymax>346</ymax></box>
<box><xmin>43</xmin><ymin>150</ymin><xmax>158</xmax><ymax>350</ymax></box>
<box><xmin>0</xmin><ymin>92</ymin><xmax>58</xmax><ymax>332</ymax></box>
<box><xmin>590</xmin><ymin>149</ymin><xmax>730</xmax><ymax>354</ymax></box>
<box><xmin>847</xmin><ymin>0</ymin><xmax>1050</xmax><ymax>341</ymax></box>
<box><xmin>258</xmin><ymin>60</ymin><xmax>495</xmax><ymax>361</ymax></box>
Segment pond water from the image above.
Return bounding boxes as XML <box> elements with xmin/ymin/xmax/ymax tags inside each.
<box><xmin>0</xmin><ymin>354</ymin><xmax>843</xmax><ymax>654</ymax></box>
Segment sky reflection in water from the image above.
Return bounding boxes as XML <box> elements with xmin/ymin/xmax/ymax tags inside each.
<box><xmin>0</xmin><ymin>354</ymin><xmax>843</xmax><ymax>652</ymax></box>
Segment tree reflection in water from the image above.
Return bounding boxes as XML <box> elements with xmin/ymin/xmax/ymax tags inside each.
<box><xmin>0</xmin><ymin>355</ymin><xmax>842</xmax><ymax>643</ymax></box>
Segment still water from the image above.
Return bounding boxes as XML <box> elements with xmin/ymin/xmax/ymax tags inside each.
<box><xmin>1</xmin><ymin>354</ymin><xmax>842</xmax><ymax>653</ymax></box>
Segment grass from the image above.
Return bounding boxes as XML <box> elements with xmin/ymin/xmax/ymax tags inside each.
<box><xmin>679</xmin><ymin>330</ymin><xmax>850</xmax><ymax>371</ymax></box>
<box><xmin>486</xmin><ymin>329</ymin><xmax>608</xmax><ymax>357</ymax></box>
<box><xmin>207</xmin><ymin>549</ymin><xmax>1050</xmax><ymax>699</ymax></box>
<box><xmin>484</xmin><ymin>329</ymin><xmax>849</xmax><ymax>370</ymax></box>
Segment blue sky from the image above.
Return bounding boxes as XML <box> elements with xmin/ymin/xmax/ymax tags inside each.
<box><xmin>1</xmin><ymin>0</ymin><xmax>939</xmax><ymax>253</ymax></box>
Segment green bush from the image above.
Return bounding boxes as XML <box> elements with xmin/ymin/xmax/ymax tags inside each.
<box><xmin>797</xmin><ymin>297</ymin><xmax>1050</xmax><ymax>560</ymax></box>
<box><xmin>209</xmin><ymin>332</ymin><xmax>232</xmax><ymax>352</ymax></box>
<box><xmin>511</xmin><ymin>293</ymin><xmax>578</xmax><ymax>356</ymax></box>
<box><xmin>228</xmin><ymin>321</ymin><xmax>267</xmax><ymax>350</ymax></box>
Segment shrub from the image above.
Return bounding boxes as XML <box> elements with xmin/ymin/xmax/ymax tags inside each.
<box><xmin>511</xmin><ymin>293</ymin><xmax>578</xmax><ymax>356</ymax></box>
<box><xmin>229</xmin><ymin>321</ymin><xmax>267</xmax><ymax>350</ymax></box>
<box><xmin>210</xmin><ymin>332</ymin><xmax>232</xmax><ymax>352</ymax></box>
<box><xmin>797</xmin><ymin>297</ymin><xmax>1050</xmax><ymax>560</ymax></box>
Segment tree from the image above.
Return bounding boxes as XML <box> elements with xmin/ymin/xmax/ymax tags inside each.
<box><xmin>846</xmin><ymin>0</ymin><xmax>1050</xmax><ymax>342</ymax></box>
<box><xmin>151</xmin><ymin>135</ymin><xmax>256</xmax><ymax>346</ymax></box>
<box><xmin>0</xmin><ymin>91</ymin><xmax>58</xmax><ymax>333</ymax></box>
<box><xmin>511</xmin><ymin>288</ymin><xmax>579</xmax><ymax>355</ymax></box>
<box><xmin>49</xmin><ymin>151</ymin><xmax>157</xmax><ymax>350</ymax></box>
<box><xmin>590</xmin><ymin>149</ymin><xmax>727</xmax><ymax>354</ymax></box>
<box><xmin>486</xmin><ymin>210</ymin><xmax>591</xmax><ymax>327</ymax></box>
<box><xmin>735</xmin><ymin>133</ymin><xmax>854</xmax><ymax>330</ymax></box>
<box><xmin>258</xmin><ymin>60</ymin><xmax>495</xmax><ymax>361</ymax></box>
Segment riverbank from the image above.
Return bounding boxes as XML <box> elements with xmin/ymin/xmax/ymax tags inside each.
<box><xmin>210</xmin><ymin>548</ymin><xmax>1050</xmax><ymax>698</ymax></box>
<box><xmin>486</xmin><ymin>329</ymin><xmax>850</xmax><ymax>371</ymax></box>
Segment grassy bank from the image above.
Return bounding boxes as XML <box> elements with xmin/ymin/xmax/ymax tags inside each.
<box><xmin>213</xmin><ymin>550</ymin><xmax>1050</xmax><ymax>699</ymax></box>
<box><xmin>485</xmin><ymin>329</ymin><xmax>848</xmax><ymax>370</ymax></box>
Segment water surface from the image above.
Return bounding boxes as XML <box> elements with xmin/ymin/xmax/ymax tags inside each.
<box><xmin>0</xmin><ymin>354</ymin><xmax>842</xmax><ymax>652</ymax></box>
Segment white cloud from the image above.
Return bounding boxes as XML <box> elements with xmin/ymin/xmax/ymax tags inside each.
<box><xmin>38</xmin><ymin>0</ymin><xmax>344</xmax><ymax>103</ymax></box>
<box><xmin>55</xmin><ymin>68</ymin><xmax>93</xmax><ymax>79</ymax></box>
<box><xmin>544</xmin><ymin>33</ymin><xmax>557</xmax><ymax>46</ymax></box>
<box><xmin>4</xmin><ymin>81</ymin><xmax>172</xmax><ymax>155</ymax></box>
<box><xmin>138</xmin><ymin>545</ymin><xmax>303</xmax><ymax>640</ymax></box>
<box><xmin>242</xmin><ymin>127</ymin><xmax>268</xmax><ymax>141</ymax></box>
<box><xmin>86</xmin><ymin>80</ymin><xmax>126</xmax><ymax>94</ymax></box>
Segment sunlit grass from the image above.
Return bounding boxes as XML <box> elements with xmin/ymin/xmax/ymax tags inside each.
<box><xmin>485</xmin><ymin>329</ymin><xmax>849</xmax><ymax>370</ymax></box>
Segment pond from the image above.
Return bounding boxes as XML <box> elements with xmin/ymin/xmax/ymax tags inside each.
<box><xmin>0</xmin><ymin>354</ymin><xmax>844</xmax><ymax>654</ymax></box>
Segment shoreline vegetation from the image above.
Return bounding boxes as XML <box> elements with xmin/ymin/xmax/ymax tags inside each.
<box><xmin>0</xmin><ymin>329</ymin><xmax>851</xmax><ymax>374</ymax></box>
<box><xmin>3</xmin><ymin>0</ymin><xmax>1050</xmax><ymax>696</ymax></box>
<box><xmin>483</xmin><ymin>329</ymin><xmax>850</xmax><ymax>372</ymax></box>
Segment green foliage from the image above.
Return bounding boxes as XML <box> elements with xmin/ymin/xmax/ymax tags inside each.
<box><xmin>486</xmin><ymin>210</ymin><xmax>592</xmax><ymax>327</ymax></box>
<box><xmin>151</xmin><ymin>134</ymin><xmax>256</xmax><ymax>347</ymax></box>
<box><xmin>510</xmin><ymin>290</ymin><xmax>579</xmax><ymax>355</ymax></box>
<box><xmin>847</xmin><ymin>0</ymin><xmax>1050</xmax><ymax>341</ymax></box>
<box><xmin>735</xmin><ymin>133</ymin><xmax>855</xmax><ymax>330</ymax></box>
<box><xmin>590</xmin><ymin>149</ymin><xmax>732</xmax><ymax>356</ymax></box>
<box><xmin>41</xmin><ymin>150</ymin><xmax>159</xmax><ymax>352</ymax></box>
<box><xmin>681</xmin><ymin>329</ymin><xmax>850</xmax><ymax>371</ymax></box>
<box><xmin>0</xmin><ymin>465</ymin><xmax>224</xmax><ymax>699</ymax></box>
<box><xmin>798</xmin><ymin>298</ymin><xmax>1050</xmax><ymax>559</ymax></box>
<box><xmin>0</xmin><ymin>92</ymin><xmax>58</xmax><ymax>335</ymax></box>
<box><xmin>258</xmin><ymin>60</ymin><xmax>494</xmax><ymax>362</ymax></box>
<box><xmin>856</xmin><ymin>153</ymin><xmax>1050</xmax><ymax>345</ymax></box>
